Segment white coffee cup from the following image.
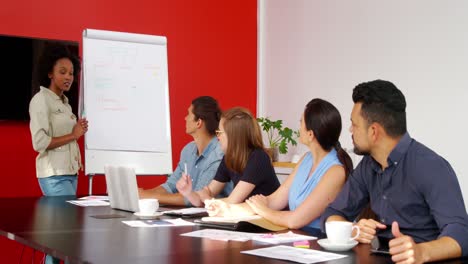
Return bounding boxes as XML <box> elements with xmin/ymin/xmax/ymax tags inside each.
<box><xmin>326</xmin><ymin>221</ymin><xmax>360</xmax><ymax>244</ymax></box>
<box><xmin>138</xmin><ymin>199</ymin><xmax>159</xmax><ymax>215</ymax></box>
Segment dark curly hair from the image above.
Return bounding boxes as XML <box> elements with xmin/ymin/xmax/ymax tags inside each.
<box><xmin>38</xmin><ymin>43</ymin><xmax>81</xmax><ymax>88</ymax></box>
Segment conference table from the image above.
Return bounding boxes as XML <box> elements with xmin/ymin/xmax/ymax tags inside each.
<box><xmin>0</xmin><ymin>196</ymin><xmax>465</xmax><ymax>264</ymax></box>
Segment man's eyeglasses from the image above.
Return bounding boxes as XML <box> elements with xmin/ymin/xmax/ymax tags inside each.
<box><xmin>215</xmin><ymin>130</ymin><xmax>224</xmax><ymax>137</ymax></box>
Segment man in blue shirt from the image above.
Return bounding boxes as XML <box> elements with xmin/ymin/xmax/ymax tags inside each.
<box><xmin>322</xmin><ymin>80</ymin><xmax>468</xmax><ymax>263</ymax></box>
<box><xmin>139</xmin><ymin>96</ymin><xmax>232</xmax><ymax>205</ymax></box>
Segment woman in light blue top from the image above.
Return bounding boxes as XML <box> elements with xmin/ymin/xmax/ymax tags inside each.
<box><xmin>288</xmin><ymin>149</ymin><xmax>341</xmax><ymax>229</ymax></box>
<box><xmin>206</xmin><ymin>99</ymin><xmax>353</xmax><ymax>230</ymax></box>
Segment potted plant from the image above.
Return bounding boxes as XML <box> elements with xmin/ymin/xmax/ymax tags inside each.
<box><xmin>257</xmin><ymin>117</ymin><xmax>298</xmax><ymax>162</ymax></box>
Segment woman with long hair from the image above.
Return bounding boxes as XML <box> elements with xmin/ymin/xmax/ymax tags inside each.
<box><xmin>207</xmin><ymin>99</ymin><xmax>353</xmax><ymax>230</ymax></box>
<box><xmin>176</xmin><ymin>107</ymin><xmax>280</xmax><ymax>206</ymax></box>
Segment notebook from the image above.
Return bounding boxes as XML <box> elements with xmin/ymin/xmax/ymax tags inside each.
<box><xmin>163</xmin><ymin>208</ymin><xmax>209</xmax><ymax>218</ymax></box>
<box><xmin>104</xmin><ymin>165</ymin><xmax>140</xmax><ymax>212</ymax></box>
<box><xmin>195</xmin><ymin>215</ymin><xmax>287</xmax><ymax>232</ymax></box>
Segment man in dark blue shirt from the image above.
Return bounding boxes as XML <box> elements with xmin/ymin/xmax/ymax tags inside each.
<box><xmin>322</xmin><ymin>80</ymin><xmax>468</xmax><ymax>263</ymax></box>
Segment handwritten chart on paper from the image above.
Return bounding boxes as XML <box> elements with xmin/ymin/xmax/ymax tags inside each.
<box><xmin>84</xmin><ymin>36</ymin><xmax>169</xmax><ymax>152</ymax></box>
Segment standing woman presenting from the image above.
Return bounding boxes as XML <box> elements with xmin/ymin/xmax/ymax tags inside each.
<box><xmin>29</xmin><ymin>44</ymin><xmax>87</xmax><ymax>196</ymax></box>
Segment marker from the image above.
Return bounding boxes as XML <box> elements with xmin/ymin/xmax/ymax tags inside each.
<box><xmin>184</xmin><ymin>163</ymin><xmax>188</xmax><ymax>175</ymax></box>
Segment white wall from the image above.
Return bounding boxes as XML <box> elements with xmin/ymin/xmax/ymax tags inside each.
<box><xmin>258</xmin><ymin>0</ymin><xmax>468</xmax><ymax>207</ymax></box>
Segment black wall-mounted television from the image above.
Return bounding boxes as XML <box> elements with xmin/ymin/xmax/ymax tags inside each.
<box><xmin>0</xmin><ymin>34</ymin><xmax>80</xmax><ymax>121</ymax></box>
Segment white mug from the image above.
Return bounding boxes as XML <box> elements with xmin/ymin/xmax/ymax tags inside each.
<box><xmin>326</xmin><ymin>221</ymin><xmax>360</xmax><ymax>244</ymax></box>
<box><xmin>138</xmin><ymin>199</ymin><xmax>159</xmax><ymax>215</ymax></box>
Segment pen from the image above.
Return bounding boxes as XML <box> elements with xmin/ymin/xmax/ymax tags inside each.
<box><xmin>184</xmin><ymin>163</ymin><xmax>193</xmax><ymax>182</ymax></box>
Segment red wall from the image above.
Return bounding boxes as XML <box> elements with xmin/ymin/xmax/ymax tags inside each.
<box><xmin>0</xmin><ymin>0</ymin><xmax>257</xmax><ymax>262</ymax></box>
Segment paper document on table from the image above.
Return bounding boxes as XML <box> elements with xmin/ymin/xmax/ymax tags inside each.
<box><xmin>252</xmin><ymin>231</ymin><xmax>317</xmax><ymax>244</ymax></box>
<box><xmin>181</xmin><ymin>229</ymin><xmax>262</xmax><ymax>242</ymax></box>
<box><xmin>122</xmin><ymin>218</ymin><xmax>195</xmax><ymax>227</ymax></box>
<box><xmin>67</xmin><ymin>200</ymin><xmax>110</xmax><ymax>207</ymax></box>
<box><xmin>201</xmin><ymin>215</ymin><xmax>262</xmax><ymax>223</ymax></box>
<box><xmin>241</xmin><ymin>245</ymin><xmax>347</xmax><ymax>263</ymax></box>
<box><xmin>78</xmin><ymin>195</ymin><xmax>109</xmax><ymax>201</ymax></box>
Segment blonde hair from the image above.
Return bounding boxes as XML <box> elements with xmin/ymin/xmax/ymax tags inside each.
<box><xmin>222</xmin><ymin>107</ymin><xmax>264</xmax><ymax>173</ymax></box>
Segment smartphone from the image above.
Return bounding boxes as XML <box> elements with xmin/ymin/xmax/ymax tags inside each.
<box><xmin>370</xmin><ymin>236</ymin><xmax>390</xmax><ymax>255</ymax></box>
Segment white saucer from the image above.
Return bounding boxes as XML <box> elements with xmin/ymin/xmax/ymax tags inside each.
<box><xmin>134</xmin><ymin>212</ymin><xmax>163</xmax><ymax>219</ymax></box>
<box><xmin>317</xmin><ymin>238</ymin><xmax>358</xmax><ymax>251</ymax></box>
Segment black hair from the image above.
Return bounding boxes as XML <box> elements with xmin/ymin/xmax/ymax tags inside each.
<box><xmin>304</xmin><ymin>98</ymin><xmax>353</xmax><ymax>177</ymax></box>
<box><xmin>38</xmin><ymin>43</ymin><xmax>81</xmax><ymax>88</ymax></box>
<box><xmin>352</xmin><ymin>80</ymin><xmax>407</xmax><ymax>137</ymax></box>
<box><xmin>191</xmin><ymin>96</ymin><xmax>222</xmax><ymax>136</ymax></box>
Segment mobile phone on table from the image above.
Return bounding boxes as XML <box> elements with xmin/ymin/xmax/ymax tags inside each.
<box><xmin>370</xmin><ymin>236</ymin><xmax>390</xmax><ymax>255</ymax></box>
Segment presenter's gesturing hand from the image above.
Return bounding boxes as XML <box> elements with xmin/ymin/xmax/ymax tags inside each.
<box><xmin>72</xmin><ymin>118</ymin><xmax>88</xmax><ymax>140</ymax></box>
<box><xmin>176</xmin><ymin>173</ymin><xmax>193</xmax><ymax>197</ymax></box>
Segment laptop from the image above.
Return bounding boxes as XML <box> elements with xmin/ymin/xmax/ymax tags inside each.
<box><xmin>104</xmin><ymin>165</ymin><xmax>140</xmax><ymax>212</ymax></box>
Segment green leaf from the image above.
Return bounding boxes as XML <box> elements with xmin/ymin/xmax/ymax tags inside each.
<box><xmin>278</xmin><ymin>141</ymin><xmax>287</xmax><ymax>154</ymax></box>
<box><xmin>257</xmin><ymin>117</ymin><xmax>299</xmax><ymax>154</ymax></box>
<box><xmin>273</xmin><ymin>120</ymin><xmax>283</xmax><ymax>129</ymax></box>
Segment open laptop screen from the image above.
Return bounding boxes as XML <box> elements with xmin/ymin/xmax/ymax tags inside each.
<box><xmin>104</xmin><ymin>165</ymin><xmax>140</xmax><ymax>212</ymax></box>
